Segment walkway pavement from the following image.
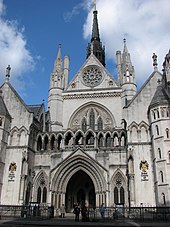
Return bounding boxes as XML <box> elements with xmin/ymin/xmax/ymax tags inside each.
<box><xmin>0</xmin><ymin>214</ymin><xmax>170</xmax><ymax>227</ymax></box>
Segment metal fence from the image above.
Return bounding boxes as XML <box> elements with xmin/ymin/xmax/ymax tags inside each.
<box><xmin>0</xmin><ymin>205</ymin><xmax>170</xmax><ymax>222</ymax></box>
<box><xmin>0</xmin><ymin>204</ymin><xmax>53</xmax><ymax>219</ymax></box>
<box><xmin>88</xmin><ymin>206</ymin><xmax>170</xmax><ymax>222</ymax></box>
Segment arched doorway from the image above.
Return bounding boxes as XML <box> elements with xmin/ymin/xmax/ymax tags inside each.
<box><xmin>65</xmin><ymin>170</ymin><xmax>95</xmax><ymax>212</ymax></box>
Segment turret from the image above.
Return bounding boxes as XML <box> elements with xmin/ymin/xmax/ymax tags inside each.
<box><xmin>117</xmin><ymin>39</ymin><xmax>137</xmax><ymax>106</ymax></box>
<box><xmin>148</xmin><ymin>79</ymin><xmax>170</xmax><ymax>206</ymax></box>
<box><xmin>48</xmin><ymin>45</ymin><xmax>64</xmax><ymax>131</ymax></box>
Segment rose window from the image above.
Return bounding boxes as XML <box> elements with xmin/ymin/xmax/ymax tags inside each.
<box><xmin>82</xmin><ymin>66</ymin><xmax>103</xmax><ymax>87</ymax></box>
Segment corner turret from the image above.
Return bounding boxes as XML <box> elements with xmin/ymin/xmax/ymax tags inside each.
<box><xmin>117</xmin><ymin>39</ymin><xmax>137</xmax><ymax>106</ymax></box>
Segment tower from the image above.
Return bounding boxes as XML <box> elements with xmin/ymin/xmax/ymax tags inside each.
<box><xmin>116</xmin><ymin>39</ymin><xmax>137</xmax><ymax>106</ymax></box>
<box><xmin>148</xmin><ymin>51</ymin><xmax>170</xmax><ymax>206</ymax></box>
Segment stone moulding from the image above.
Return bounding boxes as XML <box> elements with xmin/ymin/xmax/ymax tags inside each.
<box><xmin>63</xmin><ymin>92</ymin><xmax>121</xmax><ymax>100</ymax></box>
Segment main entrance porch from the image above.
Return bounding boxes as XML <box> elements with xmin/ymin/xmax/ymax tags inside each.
<box><xmin>65</xmin><ymin>170</ymin><xmax>95</xmax><ymax>212</ymax></box>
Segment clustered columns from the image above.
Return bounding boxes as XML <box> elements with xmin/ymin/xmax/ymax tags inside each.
<box><xmin>51</xmin><ymin>191</ymin><xmax>107</xmax><ymax>209</ymax></box>
<box><xmin>51</xmin><ymin>192</ymin><xmax>66</xmax><ymax>209</ymax></box>
<box><xmin>96</xmin><ymin>192</ymin><xmax>107</xmax><ymax>207</ymax></box>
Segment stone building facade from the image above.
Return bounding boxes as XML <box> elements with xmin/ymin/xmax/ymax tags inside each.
<box><xmin>0</xmin><ymin>7</ymin><xmax>170</xmax><ymax>211</ymax></box>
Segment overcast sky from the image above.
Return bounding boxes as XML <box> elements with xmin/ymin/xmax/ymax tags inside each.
<box><xmin>0</xmin><ymin>0</ymin><xmax>169</xmax><ymax>106</ymax></box>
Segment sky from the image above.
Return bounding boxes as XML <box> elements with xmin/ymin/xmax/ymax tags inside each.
<box><xmin>0</xmin><ymin>0</ymin><xmax>169</xmax><ymax>109</ymax></box>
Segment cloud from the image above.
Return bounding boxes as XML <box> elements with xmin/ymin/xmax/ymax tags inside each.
<box><xmin>0</xmin><ymin>0</ymin><xmax>34</xmax><ymax>90</ymax></box>
<box><xmin>83</xmin><ymin>0</ymin><xmax>170</xmax><ymax>87</ymax></box>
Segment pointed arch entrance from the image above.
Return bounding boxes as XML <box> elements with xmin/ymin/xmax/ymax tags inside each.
<box><xmin>65</xmin><ymin>170</ymin><xmax>95</xmax><ymax>212</ymax></box>
<box><xmin>51</xmin><ymin>150</ymin><xmax>108</xmax><ymax>210</ymax></box>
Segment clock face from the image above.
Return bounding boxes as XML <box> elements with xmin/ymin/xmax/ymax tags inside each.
<box><xmin>82</xmin><ymin>66</ymin><xmax>103</xmax><ymax>87</ymax></box>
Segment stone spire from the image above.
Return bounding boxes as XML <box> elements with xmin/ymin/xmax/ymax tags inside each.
<box><xmin>121</xmin><ymin>39</ymin><xmax>135</xmax><ymax>84</ymax></box>
<box><xmin>53</xmin><ymin>44</ymin><xmax>62</xmax><ymax>73</ymax></box>
<box><xmin>86</xmin><ymin>1</ymin><xmax>105</xmax><ymax>66</ymax></box>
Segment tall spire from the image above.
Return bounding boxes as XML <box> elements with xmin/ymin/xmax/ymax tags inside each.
<box><xmin>86</xmin><ymin>1</ymin><xmax>105</xmax><ymax>66</ymax></box>
<box><xmin>91</xmin><ymin>1</ymin><xmax>100</xmax><ymax>42</ymax></box>
<box><xmin>54</xmin><ymin>44</ymin><xmax>62</xmax><ymax>73</ymax></box>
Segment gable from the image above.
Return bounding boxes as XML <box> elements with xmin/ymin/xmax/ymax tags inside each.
<box><xmin>1</xmin><ymin>82</ymin><xmax>33</xmax><ymax>129</ymax></box>
<box><xmin>66</xmin><ymin>53</ymin><xmax>118</xmax><ymax>92</ymax></box>
<box><xmin>125</xmin><ymin>70</ymin><xmax>162</xmax><ymax>124</ymax></box>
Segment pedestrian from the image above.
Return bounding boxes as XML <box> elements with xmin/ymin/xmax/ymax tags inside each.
<box><xmin>99</xmin><ymin>203</ymin><xmax>105</xmax><ymax>219</ymax></box>
<box><xmin>60</xmin><ymin>204</ymin><xmax>66</xmax><ymax>218</ymax></box>
<box><xmin>73</xmin><ymin>203</ymin><xmax>80</xmax><ymax>221</ymax></box>
<box><xmin>81</xmin><ymin>202</ymin><xmax>88</xmax><ymax>222</ymax></box>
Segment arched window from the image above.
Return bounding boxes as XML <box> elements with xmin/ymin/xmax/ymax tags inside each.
<box><xmin>44</xmin><ymin>135</ymin><xmax>49</xmax><ymax>150</ymax></box>
<box><xmin>161</xmin><ymin>108</ymin><xmax>164</xmax><ymax>117</ymax></box>
<box><xmin>89</xmin><ymin>109</ymin><xmax>95</xmax><ymax>130</ymax></box>
<box><xmin>37</xmin><ymin>187</ymin><xmax>41</xmax><ymax>203</ymax></box>
<box><xmin>120</xmin><ymin>134</ymin><xmax>126</xmax><ymax>147</ymax></box>
<box><xmin>98</xmin><ymin>134</ymin><xmax>103</xmax><ymax>147</ymax></box>
<box><xmin>128</xmin><ymin>156</ymin><xmax>134</xmax><ymax>174</ymax></box>
<box><xmin>65</xmin><ymin>132</ymin><xmax>73</xmax><ymax>146</ymax></box>
<box><xmin>106</xmin><ymin>134</ymin><xmax>111</xmax><ymax>147</ymax></box>
<box><xmin>167</xmin><ymin>109</ymin><xmax>169</xmax><ymax>117</ymax></box>
<box><xmin>162</xmin><ymin>193</ymin><xmax>166</xmax><ymax>205</ymax></box>
<box><xmin>120</xmin><ymin>187</ymin><xmax>125</xmax><ymax>204</ymax></box>
<box><xmin>114</xmin><ymin>187</ymin><xmax>118</xmax><ymax>204</ymax></box>
<box><xmin>153</xmin><ymin>111</ymin><xmax>156</xmax><ymax>120</ymax></box>
<box><xmin>98</xmin><ymin>117</ymin><xmax>103</xmax><ymax>130</ymax></box>
<box><xmin>86</xmin><ymin>131</ymin><xmax>94</xmax><ymax>145</ymax></box>
<box><xmin>156</xmin><ymin>125</ymin><xmax>159</xmax><ymax>136</ymax></box>
<box><xmin>50</xmin><ymin>135</ymin><xmax>55</xmax><ymax>150</ymax></box>
<box><xmin>37</xmin><ymin>136</ymin><xmax>42</xmax><ymax>151</ymax></box>
<box><xmin>166</xmin><ymin>128</ymin><xmax>169</xmax><ymax>138</ymax></box>
<box><xmin>160</xmin><ymin>171</ymin><xmax>164</xmax><ymax>183</ymax></box>
<box><xmin>113</xmin><ymin>135</ymin><xmax>119</xmax><ymax>147</ymax></box>
<box><xmin>42</xmin><ymin>187</ymin><xmax>47</xmax><ymax>203</ymax></box>
<box><xmin>82</xmin><ymin>117</ymin><xmax>87</xmax><ymax>132</ymax></box>
<box><xmin>158</xmin><ymin>148</ymin><xmax>161</xmax><ymax>159</ymax></box>
<box><xmin>57</xmin><ymin>135</ymin><xmax>62</xmax><ymax>150</ymax></box>
<box><xmin>75</xmin><ymin>132</ymin><xmax>83</xmax><ymax>145</ymax></box>
<box><xmin>157</xmin><ymin>109</ymin><xmax>160</xmax><ymax>118</ymax></box>
<box><xmin>0</xmin><ymin>117</ymin><xmax>2</xmax><ymax>126</ymax></box>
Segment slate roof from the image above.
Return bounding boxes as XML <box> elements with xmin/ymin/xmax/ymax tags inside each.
<box><xmin>28</xmin><ymin>104</ymin><xmax>43</xmax><ymax>118</ymax></box>
<box><xmin>149</xmin><ymin>84</ymin><xmax>170</xmax><ymax>108</ymax></box>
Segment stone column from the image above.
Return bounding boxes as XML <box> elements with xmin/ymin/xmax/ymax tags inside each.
<box><xmin>129</xmin><ymin>174</ymin><xmax>135</xmax><ymax>205</ymax></box>
<box><xmin>19</xmin><ymin>175</ymin><xmax>26</xmax><ymax>204</ymax></box>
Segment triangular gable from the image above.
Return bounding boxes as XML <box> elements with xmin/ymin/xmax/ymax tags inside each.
<box><xmin>51</xmin><ymin>147</ymin><xmax>108</xmax><ymax>173</ymax></box>
<box><xmin>1</xmin><ymin>82</ymin><xmax>31</xmax><ymax>113</ymax></box>
<box><xmin>65</xmin><ymin>53</ymin><xmax>118</xmax><ymax>92</ymax></box>
<box><xmin>125</xmin><ymin>70</ymin><xmax>162</xmax><ymax>108</ymax></box>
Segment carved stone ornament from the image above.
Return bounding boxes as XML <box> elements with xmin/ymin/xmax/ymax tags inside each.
<box><xmin>9</xmin><ymin>162</ymin><xmax>17</xmax><ymax>172</ymax></box>
<box><xmin>139</xmin><ymin>160</ymin><xmax>149</xmax><ymax>173</ymax></box>
<box><xmin>82</xmin><ymin>66</ymin><xmax>103</xmax><ymax>87</ymax></box>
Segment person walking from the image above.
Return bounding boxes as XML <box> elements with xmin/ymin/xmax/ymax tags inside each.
<box><xmin>60</xmin><ymin>204</ymin><xmax>66</xmax><ymax>218</ymax></box>
<box><xmin>73</xmin><ymin>203</ymin><xmax>80</xmax><ymax>221</ymax></box>
<box><xmin>99</xmin><ymin>203</ymin><xmax>105</xmax><ymax>219</ymax></box>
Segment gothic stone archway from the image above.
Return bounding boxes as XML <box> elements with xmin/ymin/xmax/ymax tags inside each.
<box><xmin>65</xmin><ymin>170</ymin><xmax>95</xmax><ymax>212</ymax></box>
<box><xmin>50</xmin><ymin>149</ymin><xmax>108</xmax><ymax>210</ymax></box>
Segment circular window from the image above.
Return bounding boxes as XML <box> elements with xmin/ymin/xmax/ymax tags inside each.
<box><xmin>82</xmin><ymin>66</ymin><xmax>103</xmax><ymax>87</ymax></box>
